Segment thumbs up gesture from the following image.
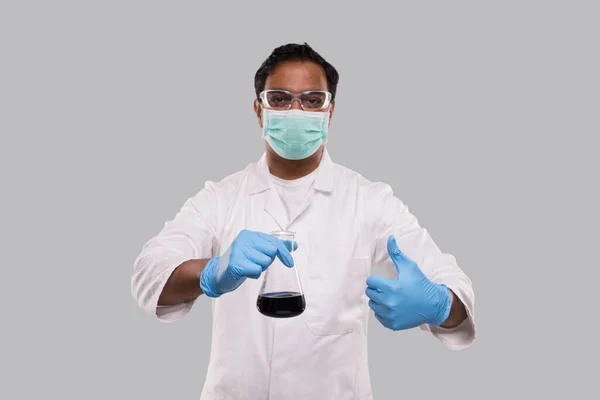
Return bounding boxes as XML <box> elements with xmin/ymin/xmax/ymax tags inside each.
<box><xmin>366</xmin><ymin>235</ymin><xmax>452</xmax><ymax>331</ymax></box>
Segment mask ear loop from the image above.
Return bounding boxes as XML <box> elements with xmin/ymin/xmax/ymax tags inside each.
<box><xmin>322</xmin><ymin>106</ymin><xmax>332</xmax><ymax>146</ymax></box>
<box><xmin>260</xmin><ymin>103</ymin><xmax>269</xmax><ymax>140</ymax></box>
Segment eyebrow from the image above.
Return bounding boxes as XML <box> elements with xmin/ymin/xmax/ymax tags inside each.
<box><xmin>264</xmin><ymin>88</ymin><xmax>326</xmax><ymax>93</ymax></box>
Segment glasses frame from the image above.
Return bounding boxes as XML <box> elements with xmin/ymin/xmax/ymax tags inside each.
<box><xmin>258</xmin><ymin>89</ymin><xmax>333</xmax><ymax>111</ymax></box>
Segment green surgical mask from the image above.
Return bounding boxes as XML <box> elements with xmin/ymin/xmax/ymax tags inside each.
<box><xmin>261</xmin><ymin>108</ymin><xmax>329</xmax><ymax>160</ymax></box>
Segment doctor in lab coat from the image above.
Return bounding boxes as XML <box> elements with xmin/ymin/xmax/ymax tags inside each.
<box><xmin>131</xmin><ymin>42</ymin><xmax>476</xmax><ymax>400</ymax></box>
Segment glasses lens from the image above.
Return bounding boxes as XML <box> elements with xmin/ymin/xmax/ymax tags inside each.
<box><xmin>300</xmin><ymin>92</ymin><xmax>329</xmax><ymax>109</ymax></box>
<box><xmin>266</xmin><ymin>91</ymin><xmax>293</xmax><ymax>109</ymax></box>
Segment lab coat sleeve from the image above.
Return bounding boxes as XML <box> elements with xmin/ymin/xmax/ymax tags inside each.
<box><xmin>369</xmin><ymin>182</ymin><xmax>476</xmax><ymax>350</ymax></box>
<box><xmin>131</xmin><ymin>182</ymin><xmax>219</xmax><ymax>323</ymax></box>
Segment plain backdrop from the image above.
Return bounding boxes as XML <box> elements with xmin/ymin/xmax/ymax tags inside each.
<box><xmin>1</xmin><ymin>1</ymin><xmax>598</xmax><ymax>399</ymax></box>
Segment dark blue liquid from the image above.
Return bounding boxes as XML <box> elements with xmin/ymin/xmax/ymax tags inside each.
<box><xmin>257</xmin><ymin>291</ymin><xmax>306</xmax><ymax>318</ymax></box>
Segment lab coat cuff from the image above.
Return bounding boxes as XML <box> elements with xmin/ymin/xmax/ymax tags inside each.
<box><xmin>150</xmin><ymin>254</ymin><xmax>195</xmax><ymax>323</ymax></box>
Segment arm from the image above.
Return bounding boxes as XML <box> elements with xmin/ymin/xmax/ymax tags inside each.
<box><xmin>157</xmin><ymin>258</ymin><xmax>211</xmax><ymax>306</ymax></box>
<box><xmin>369</xmin><ymin>183</ymin><xmax>476</xmax><ymax>349</ymax></box>
<box><xmin>131</xmin><ymin>183</ymin><xmax>219</xmax><ymax>322</ymax></box>
<box><xmin>440</xmin><ymin>289</ymin><xmax>468</xmax><ymax>329</ymax></box>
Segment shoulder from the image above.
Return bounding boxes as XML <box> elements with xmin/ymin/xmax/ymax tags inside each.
<box><xmin>190</xmin><ymin>160</ymin><xmax>256</xmax><ymax>205</ymax></box>
<box><xmin>331</xmin><ymin>161</ymin><xmax>396</xmax><ymax>201</ymax></box>
<box><xmin>331</xmin><ymin>162</ymin><xmax>415</xmax><ymax>236</ymax></box>
<box><xmin>202</xmin><ymin>168</ymin><xmax>248</xmax><ymax>196</ymax></box>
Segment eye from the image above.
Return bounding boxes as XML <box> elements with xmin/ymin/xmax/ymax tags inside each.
<box><xmin>303</xmin><ymin>96</ymin><xmax>325</xmax><ymax>108</ymax></box>
<box><xmin>266</xmin><ymin>92</ymin><xmax>292</xmax><ymax>108</ymax></box>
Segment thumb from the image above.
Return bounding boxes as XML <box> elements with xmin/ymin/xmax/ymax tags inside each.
<box><xmin>387</xmin><ymin>235</ymin><xmax>414</xmax><ymax>278</ymax></box>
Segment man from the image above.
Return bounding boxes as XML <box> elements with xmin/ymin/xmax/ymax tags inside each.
<box><xmin>131</xmin><ymin>42</ymin><xmax>476</xmax><ymax>399</ymax></box>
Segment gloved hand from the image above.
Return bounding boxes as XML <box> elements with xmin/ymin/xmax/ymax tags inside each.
<box><xmin>365</xmin><ymin>235</ymin><xmax>452</xmax><ymax>330</ymax></box>
<box><xmin>200</xmin><ymin>230</ymin><xmax>297</xmax><ymax>298</ymax></box>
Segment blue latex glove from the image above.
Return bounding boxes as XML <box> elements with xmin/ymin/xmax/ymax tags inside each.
<box><xmin>200</xmin><ymin>230</ymin><xmax>297</xmax><ymax>298</ymax></box>
<box><xmin>365</xmin><ymin>235</ymin><xmax>452</xmax><ymax>330</ymax></box>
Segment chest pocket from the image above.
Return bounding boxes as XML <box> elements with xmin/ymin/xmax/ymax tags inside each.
<box><xmin>303</xmin><ymin>255</ymin><xmax>370</xmax><ymax>336</ymax></box>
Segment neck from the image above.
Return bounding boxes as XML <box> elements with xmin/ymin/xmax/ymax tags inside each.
<box><xmin>267</xmin><ymin>146</ymin><xmax>324</xmax><ymax>180</ymax></box>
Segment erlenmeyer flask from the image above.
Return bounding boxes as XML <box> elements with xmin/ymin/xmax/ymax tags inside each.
<box><xmin>257</xmin><ymin>230</ymin><xmax>305</xmax><ymax>318</ymax></box>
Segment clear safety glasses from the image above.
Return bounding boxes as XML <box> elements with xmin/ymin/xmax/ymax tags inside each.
<box><xmin>259</xmin><ymin>89</ymin><xmax>333</xmax><ymax>111</ymax></box>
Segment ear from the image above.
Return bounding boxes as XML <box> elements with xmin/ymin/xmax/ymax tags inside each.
<box><xmin>254</xmin><ymin>99</ymin><xmax>263</xmax><ymax>128</ymax></box>
<box><xmin>328</xmin><ymin>100</ymin><xmax>335</xmax><ymax>127</ymax></box>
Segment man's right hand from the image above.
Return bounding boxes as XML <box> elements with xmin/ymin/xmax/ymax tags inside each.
<box><xmin>200</xmin><ymin>230</ymin><xmax>296</xmax><ymax>298</ymax></box>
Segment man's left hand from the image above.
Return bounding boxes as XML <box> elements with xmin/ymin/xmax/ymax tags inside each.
<box><xmin>365</xmin><ymin>235</ymin><xmax>452</xmax><ymax>331</ymax></box>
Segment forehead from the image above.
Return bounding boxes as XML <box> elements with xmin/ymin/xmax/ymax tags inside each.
<box><xmin>264</xmin><ymin>61</ymin><xmax>328</xmax><ymax>93</ymax></box>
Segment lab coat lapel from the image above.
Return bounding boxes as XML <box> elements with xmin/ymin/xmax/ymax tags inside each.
<box><xmin>283</xmin><ymin>148</ymin><xmax>335</xmax><ymax>229</ymax></box>
<box><xmin>286</xmin><ymin>187</ymin><xmax>315</xmax><ymax>229</ymax></box>
<box><xmin>249</xmin><ymin>148</ymin><xmax>336</xmax><ymax>231</ymax></box>
<box><xmin>264</xmin><ymin>182</ymin><xmax>288</xmax><ymax>231</ymax></box>
<box><xmin>247</xmin><ymin>153</ymin><xmax>288</xmax><ymax>230</ymax></box>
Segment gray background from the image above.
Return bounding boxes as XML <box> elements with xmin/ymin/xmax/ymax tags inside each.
<box><xmin>1</xmin><ymin>1</ymin><xmax>598</xmax><ymax>399</ymax></box>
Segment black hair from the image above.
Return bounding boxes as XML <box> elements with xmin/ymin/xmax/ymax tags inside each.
<box><xmin>254</xmin><ymin>42</ymin><xmax>339</xmax><ymax>100</ymax></box>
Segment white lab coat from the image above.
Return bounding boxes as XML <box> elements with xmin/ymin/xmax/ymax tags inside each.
<box><xmin>131</xmin><ymin>148</ymin><xmax>476</xmax><ymax>400</ymax></box>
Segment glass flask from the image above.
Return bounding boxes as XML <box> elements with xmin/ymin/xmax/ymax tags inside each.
<box><xmin>256</xmin><ymin>230</ymin><xmax>306</xmax><ymax>318</ymax></box>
